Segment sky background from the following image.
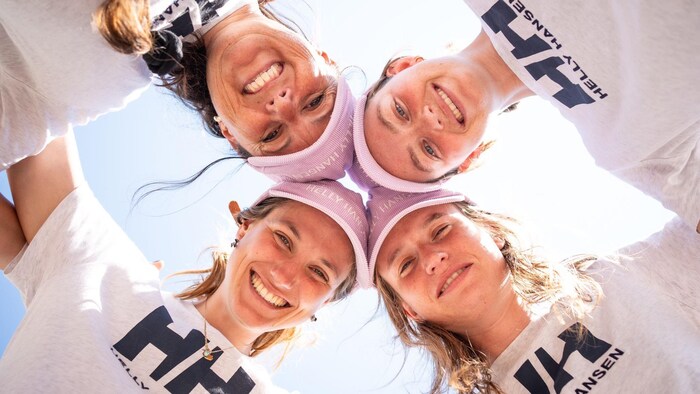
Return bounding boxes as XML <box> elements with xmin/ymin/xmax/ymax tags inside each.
<box><xmin>0</xmin><ymin>0</ymin><xmax>674</xmax><ymax>393</ymax></box>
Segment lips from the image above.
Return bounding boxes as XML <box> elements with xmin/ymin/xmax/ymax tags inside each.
<box><xmin>435</xmin><ymin>86</ymin><xmax>465</xmax><ymax>123</ymax></box>
<box><xmin>438</xmin><ymin>264</ymin><xmax>472</xmax><ymax>297</ymax></box>
<box><xmin>250</xmin><ymin>271</ymin><xmax>290</xmax><ymax>308</ymax></box>
<box><xmin>243</xmin><ymin>62</ymin><xmax>283</xmax><ymax>94</ymax></box>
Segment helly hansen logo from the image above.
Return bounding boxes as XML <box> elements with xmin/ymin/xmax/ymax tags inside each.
<box><xmin>112</xmin><ymin>306</ymin><xmax>255</xmax><ymax>393</ymax></box>
<box><xmin>514</xmin><ymin>323</ymin><xmax>625</xmax><ymax>393</ymax></box>
<box><xmin>481</xmin><ymin>0</ymin><xmax>608</xmax><ymax>108</ymax></box>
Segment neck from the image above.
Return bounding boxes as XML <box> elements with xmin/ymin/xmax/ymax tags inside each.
<box><xmin>457</xmin><ymin>292</ymin><xmax>531</xmax><ymax>363</ymax></box>
<box><xmin>457</xmin><ymin>30</ymin><xmax>533</xmax><ymax>111</ymax></box>
<box><xmin>195</xmin><ymin>296</ymin><xmax>260</xmax><ymax>356</ymax></box>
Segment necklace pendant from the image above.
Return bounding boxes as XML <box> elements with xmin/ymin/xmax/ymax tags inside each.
<box><xmin>202</xmin><ymin>348</ymin><xmax>214</xmax><ymax>361</ymax></box>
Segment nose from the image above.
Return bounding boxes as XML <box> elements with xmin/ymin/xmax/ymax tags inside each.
<box><xmin>422</xmin><ymin>104</ymin><xmax>443</xmax><ymax>131</ymax></box>
<box><xmin>265</xmin><ymin>88</ymin><xmax>295</xmax><ymax>120</ymax></box>
<box><xmin>268</xmin><ymin>261</ymin><xmax>298</xmax><ymax>290</ymax></box>
<box><xmin>423</xmin><ymin>250</ymin><xmax>448</xmax><ymax>275</ymax></box>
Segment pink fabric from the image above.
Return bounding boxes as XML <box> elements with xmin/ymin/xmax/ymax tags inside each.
<box><xmin>247</xmin><ymin>77</ymin><xmax>355</xmax><ymax>182</ymax></box>
<box><xmin>253</xmin><ymin>180</ymin><xmax>371</xmax><ymax>288</ymax></box>
<box><xmin>365</xmin><ymin>187</ymin><xmax>468</xmax><ymax>286</ymax></box>
<box><xmin>349</xmin><ymin>93</ymin><xmax>451</xmax><ymax>192</ymax></box>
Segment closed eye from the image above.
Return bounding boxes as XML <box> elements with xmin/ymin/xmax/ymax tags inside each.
<box><xmin>433</xmin><ymin>224</ymin><xmax>450</xmax><ymax>241</ymax></box>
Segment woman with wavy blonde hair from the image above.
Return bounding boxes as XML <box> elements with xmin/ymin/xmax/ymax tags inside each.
<box><xmin>0</xmin><ymin>126</ymin><xmax>369</xmax><ymax>391</ymax></box>
<box><xmin>366</xmin><ymin>186</ymin><xmax>700</xmax><ymax>393</ymax></box>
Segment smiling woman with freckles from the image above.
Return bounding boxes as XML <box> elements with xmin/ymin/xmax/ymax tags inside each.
<box><xmin>365</xmin><ymin>187</ymin><xmax>700</xmax><ymax>393</ymax></box>
<box><xmin>0</xmin><ymin>125</ymin><xmax>369</xmax><ymax>391</ymax></box>
<box><xmin>3</xmin><ymin>0</ymin><xmax>356</xmax><ymax>183</ymax></box>
<box><xmin>350</xmin><ymin>1</ymin><xmax>700</xmax><ymax>234</ymax></box>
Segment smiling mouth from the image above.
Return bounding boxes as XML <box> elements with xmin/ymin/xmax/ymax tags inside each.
<box><xmin>250</xmin><ymin>271</ymin><xmax>290</xmax><ymax>308</ymax></box>
<box><xmin>243</xmin><ymin>62</ymin><xmax>283</xmax><ymax>94</ymax></box>
<box><xmin>435</xmin><ymin>87</ymin><xmax>465</xmax><ymax>123</ymax></box>
<box><xmin>439</xmin><ymin>266</ymin><xmax>468</xmax><ymax>296</ymax></box>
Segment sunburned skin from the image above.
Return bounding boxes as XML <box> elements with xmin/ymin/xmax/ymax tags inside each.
<box><xmin>204</xmin><ymin>6</ymin><xmax>338</xmax><ymax>157</ymax></box>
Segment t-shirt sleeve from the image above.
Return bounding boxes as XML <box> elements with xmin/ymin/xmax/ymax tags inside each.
<box><xmin>614</xmin><ymin>216</ymin><xmax>700</xmax><ymax>320</ymax></box>
<box><xmin>5</xmin><ymin>185</ymin><xmax>148</xmax><ymax>306</ymax></box>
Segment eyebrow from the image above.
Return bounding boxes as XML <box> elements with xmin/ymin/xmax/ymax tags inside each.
<box><xmin>280</xmin><ymin>219</ymin><xmax>301</xmax><ymax>240</ymax></box>
<box><xmin>409</xmin><ymin>149</ymin><xmax>432</xmax><ymax>173</ymax></box>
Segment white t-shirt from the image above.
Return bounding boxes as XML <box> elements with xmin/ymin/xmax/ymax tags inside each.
<box><xmin>0</xmin><ymin>186</ymin><xmax>288</xmax><ymax>394</ymax></box>
<box><xmin>463</xmin><ymin>0</ymin><xmax>700</xmax><ymax>229</ymax></box>
<box><xmin>0</xmin><ymin>0</ymin><xmax>255</xmax><ymax>170</ymax></box>
<box><xmin>491</xmin><ymin>217</ymin><xmax>700</xmax><ymax>393</ymax></box>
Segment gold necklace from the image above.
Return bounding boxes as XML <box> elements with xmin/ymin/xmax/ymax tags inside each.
<box><xmin>201</xmin><ymin>300</ymin><xmax>236</xmax><ymax>361</ymax></box>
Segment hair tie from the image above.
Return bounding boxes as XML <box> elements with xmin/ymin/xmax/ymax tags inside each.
<box><xmin>143</xmin><ymin>30</ymin><xmax>184</xmax><ymax>76</ymax></box>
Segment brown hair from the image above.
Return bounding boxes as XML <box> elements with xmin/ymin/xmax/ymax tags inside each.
<box><xmin>171</xmin><ymin>197</ymin><xmax>357</xmax><ymax>357</ymax></box>
<box><xmin>93</xmin><ymin>0</ymin><xmax>322</xmax><ymax>156</ymax></box>
<box><xmin>376</xmin><ymin>201</ymin><xmax>601</xmax><ymax>393</ymax></box>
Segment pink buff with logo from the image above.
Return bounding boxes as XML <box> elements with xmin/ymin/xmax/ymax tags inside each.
<box><xmin>254</xmin><ymin>180</ymin><xmax>371</xmax><ymax>288</ymax></box>
<box><xmin>247</xmin><ymin>77</ymin><xmax>356</xmax><ymax>182</ymax></box>
<box><xmin>365</xmin><ymin>186</ymin><xmax>469</xmax><ymax>287</ymax></box>
<box><xmin>349</xmin><ymin>93</ymin><xmax>451</xmax><ymax>193</ymax></box>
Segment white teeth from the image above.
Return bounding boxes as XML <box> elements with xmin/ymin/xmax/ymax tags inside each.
<box><xmin>440</xmin><ymin>267</ymin><xmax>466</xmax><ymax>295</ymax></box>
<box><xmin>251</xmin><ymin>272</ymin><xmax>289</xmax><ymax>307</ymax></box>
<box><xmin>436</xmin><ymin>88</ymin><xmax>465</xmax><ymax>123</ymax></box>
<box><xmin>244</xmin><ymin>63</ymin><xmax>282</xmax><ymax>93</ymax></box>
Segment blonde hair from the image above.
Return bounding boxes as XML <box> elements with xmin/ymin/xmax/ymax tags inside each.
<box><xmin>376</xmin><ymin>201</ymin><xmax>601</xmax><ymax>393</ymax></box>
<box><xmin>171</xmin><ymin>197</ymin><xmax>358</xmax><ymax>357</ymax></box>
<box><xmin>93</xmin><ymin>0</ymin><xmax>153</xmax><ymax>55</ymax></box>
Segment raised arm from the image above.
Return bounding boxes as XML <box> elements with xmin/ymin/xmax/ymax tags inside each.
<box><xmin>7</xmin><ymin>131</ymin><xmax>85</xmax><ymax>243</ymax></box>
<box><xmin>0</xmin><ymin>193</ymin><xmax>26</xmax><ymax>270</ymax></box>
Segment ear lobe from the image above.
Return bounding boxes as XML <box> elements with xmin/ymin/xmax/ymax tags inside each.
<box><xmin>401</xmin><ymin>301</ymin><xmax>423</xmax><ymax>323</ymax></box>
<box><xmin>385</xmin><ymin>56</ymin><xmax>425</xmax><ymax>77</ymax></box>
<box><xmin>235</xmin><ymin>217</ymin><xmax>251</xmax><ymax>240</ymax></box>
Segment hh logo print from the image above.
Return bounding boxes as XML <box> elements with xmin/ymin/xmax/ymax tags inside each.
<box><xmin>481</xmin><ymin>0</ymin><xmax>608</xmax><ymax>108</ymax></box>
<box><xmin>111</xmin><ymin>306</ymin><xmax>255</xmax><ymax>393</ymax></box>
<box><xmin>514</xmin><ymin>323</ymin><xmax>625</xmax><ymax>393</ymax></box>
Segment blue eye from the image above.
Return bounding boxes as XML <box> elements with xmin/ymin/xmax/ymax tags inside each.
<box><xmin>395</xmin><ymin>100</ymin><xmax>407</xmax><ymax>119</ymax></box>
<box><xmin>424</xmin><ymin>142</ymin><xmax>438</xmax><ymax>158</ymax></box>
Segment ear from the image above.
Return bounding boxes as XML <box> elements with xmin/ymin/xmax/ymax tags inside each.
<box><xmin>216</xmin><ymin>117</ymin><xmax>241</xmax><ymax>150</ymax></box>
<box><xmin>401</xmin><ymin>301</ymin><xmax>423</xmax><ymax>323</ymax></box>
<box><xmin>457</xmin><ymin>141</ymin><xmax>490</xmax><ymax>173</ymax></box>
<box><xmin>235</xmin><ymin>218</ymin><xmax>251</xmax><ymax>241</ymax></box>
<box><xmin>316</xmin><ymin>50</ymin><xmax>336</xmax><ymax>68</ymax></box>
<box><xmin>385</xmin><ymin>56</ymin><xmax>425</xmax><ymax>77</ymax></box>
<box><xmin>228</xmin><ymin>201</ymin><xmax>241</xmax><ymax>218</ymax></box>
<box><xmin>493</xmin><ymin>235</ymin><xmax>506</xmax><ymax>250</ymax></box>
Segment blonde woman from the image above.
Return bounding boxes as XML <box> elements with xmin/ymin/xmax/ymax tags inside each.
<box><xmin>365</xmin><ymin>186</ymin><xmax>699</xmax><ymax>393</ymax></box>
<box><xmin>0</xmin><ymin>128</ymin><xmax>369</xmax><ymax>391</ymax></box>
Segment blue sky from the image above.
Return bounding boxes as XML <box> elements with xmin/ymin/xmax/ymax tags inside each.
<box><xmin>0</xmin><ymin>0</ymin><xmax>674</xmax><ymax>393</ymax></box>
